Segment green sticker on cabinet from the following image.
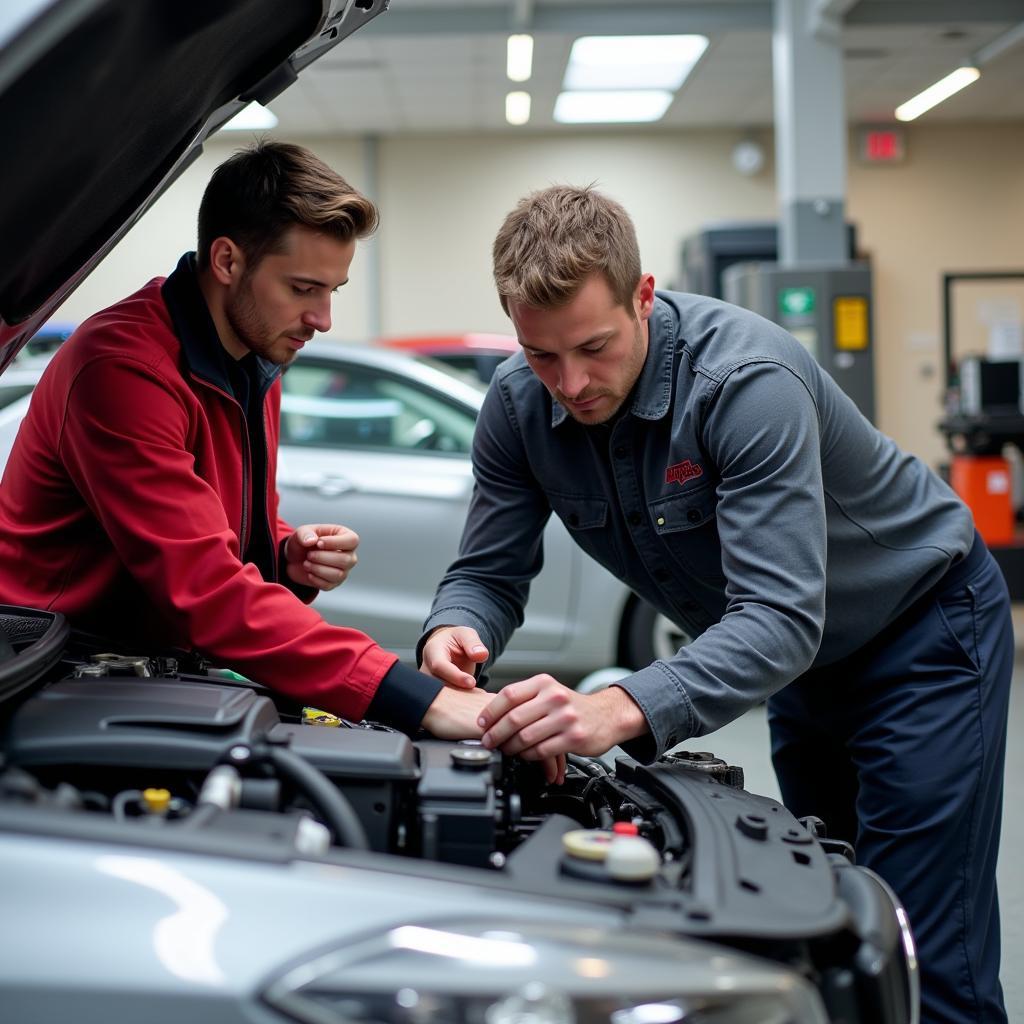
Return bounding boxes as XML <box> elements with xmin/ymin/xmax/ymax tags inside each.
<box><xmin>779</xmin><ymin>287</ymin><xmax>815</xmax><ymax>316</ymax></box>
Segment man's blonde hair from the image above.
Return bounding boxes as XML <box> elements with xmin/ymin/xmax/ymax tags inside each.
<box><xmin>492</xmin><ymin>184</ymin><xmax>641</xmax><ymax>314</ymax></box>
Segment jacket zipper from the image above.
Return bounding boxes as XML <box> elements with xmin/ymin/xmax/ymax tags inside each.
<box><xmin>190</xmin><ymin>374</ymin><xmax>252</xmax><ymax>552</ymax></box>
<box><xmin>261</xmin><ymin>400</ymin><xmax>278</xmax><ymax>579</ymax></box>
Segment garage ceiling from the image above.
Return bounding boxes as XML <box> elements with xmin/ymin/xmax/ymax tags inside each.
<box><xmin>265</xmin><ymin>0</ymin><xmax>1024</xmax><ymax>134</ymax></box>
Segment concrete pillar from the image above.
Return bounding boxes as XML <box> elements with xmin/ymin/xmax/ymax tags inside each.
<box><xmin>772</xmin><ymin>0</ymin><xmax>848</xmax><ymax>265</ymax></box>
<box><xmin>362</xmin><ymin>134</ymin><xmax>382</xmax><ymax>339</ymax></box>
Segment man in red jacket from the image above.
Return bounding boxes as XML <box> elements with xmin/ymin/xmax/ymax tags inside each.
<box><xmin>0</xmin><ymin>141</ymin><xmax>487</xmax><ymax>741</ymax></box>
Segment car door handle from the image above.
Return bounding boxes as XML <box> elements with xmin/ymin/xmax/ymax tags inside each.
<box><xmin>289</xmin><ymin>474</ymin><xmax>357</xmax><ymax>498</ymax></box>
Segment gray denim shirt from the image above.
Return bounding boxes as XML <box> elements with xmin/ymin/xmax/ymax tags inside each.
<box><xmin>421</xmin><ymin>291</ymin><xmax>973</xmax><ymax>760</ymax></box>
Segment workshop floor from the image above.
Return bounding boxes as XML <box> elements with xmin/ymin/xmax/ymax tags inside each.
<box><xmin>706</xmin><ymin>604</ymin><xmax>1024</xmax><ymax>1021</ymax></box>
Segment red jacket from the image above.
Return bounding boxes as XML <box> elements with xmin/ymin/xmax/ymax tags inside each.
<box><xmin>0</xmin><ymin>271</ymin><xmax>396</xmax><ymax>720</ymax></box>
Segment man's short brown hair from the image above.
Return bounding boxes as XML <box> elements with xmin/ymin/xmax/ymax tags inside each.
<box><xmin>197</xmin><ymin>141</ymin><xmax>378</xmax><ymax>270</ymax></box>
<box><xmin>492</xmin><ymin>184</ymin><xmax>641</xmax><ymax>314</ymax></box>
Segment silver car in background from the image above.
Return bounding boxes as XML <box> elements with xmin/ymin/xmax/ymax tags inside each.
<box><xmin>277</xmin><ymin>342</ymin><xmax>685</xmax><ymax>677</ymax></box>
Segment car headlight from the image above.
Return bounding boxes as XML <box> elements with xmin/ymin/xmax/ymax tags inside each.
<box><xmin>263</xmin><ymin>921</ymin><xmax>829</xmax><ymax>1024</ymax></box>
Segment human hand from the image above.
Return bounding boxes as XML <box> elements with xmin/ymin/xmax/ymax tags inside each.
<box><xmin>284</xmin><ymin>523</ymin><xmax>359</xmax><ymax>591</ymax></box>
<box><xmin>421</xmin><ymin>679</ymin><xmax>566</xmax><ymax>786</ymax></box>
<box><xmin>477</xmin><ymin>676</ymin><xmax>648</xmax><ymax>762</ymax></box>
<box><xmin>420</xmin><ymin>626</ymin><xmax>489</xmax><ymax>690</ymax></box>
<box><xmin>420</xmin><ymin>684</ymin><xmax>491</xmax><ymax>740</ymax></box>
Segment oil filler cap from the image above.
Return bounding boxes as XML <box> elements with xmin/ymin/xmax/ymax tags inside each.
<box><xmin>450</xmin><ymin>747</ymin><xmax>491</xmax><ymax>771</ymax></box>
<box><xmin>142</xmin><ymin>788</ymin><xmax>171</xmax><ymax>814</ymax></box>
<box><xmin>562</xmin><ymin>829</ymin><xmax>614</xmax><ymax>861</ymax></box>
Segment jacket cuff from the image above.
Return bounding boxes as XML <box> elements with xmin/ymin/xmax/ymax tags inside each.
<box><xmin>278</xmin><ymin>537</ymin><xmax>317</xmax><ymax>604</ymax></box>
<box><xmin>365</xmin><ymin>660</ymin><xmax>443</xmax><ymax>736</ymax></box>
<box><xmin>613</xmin><ymin>665</ymin><xmax>697</xmax><ymax>763</ymax></box>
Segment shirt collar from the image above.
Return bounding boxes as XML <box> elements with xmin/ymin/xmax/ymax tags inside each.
<box><xmin>550</xmin><ymin>294</ymin><xmax>677</xmax><ymax>428</ymax></box>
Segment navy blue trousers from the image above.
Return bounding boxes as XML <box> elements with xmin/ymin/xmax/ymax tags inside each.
<box><xmin>767</xmin><ymin>537</ymin><xmax>1012</xmax><ymax>1024</ymax></box>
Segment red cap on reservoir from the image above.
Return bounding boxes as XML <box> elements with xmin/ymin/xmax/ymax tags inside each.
<box><xmin>612</xmin><ymin>821</ymin><xmax>639</xmax><ymax>836</ymax></box>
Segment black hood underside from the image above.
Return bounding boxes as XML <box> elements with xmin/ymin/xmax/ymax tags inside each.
<box><xmin>0</xmin><ymin>0</ymin><xmax>387</xmax><ymax>372</ymax></box>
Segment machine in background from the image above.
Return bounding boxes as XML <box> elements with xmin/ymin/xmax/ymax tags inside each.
<box><xmin>678</xmin><ymin>224</ymin><xmax>875</xmax><ymax>424</ymax></box>
<box><xmin>938</xmin><ymin>270</ymin><xmax>1024</xmax><ymax>597</ymax></box>
<box><xmin>723</xmin><ymin>262</ymin><xmax>875</xmax><ymax>424</ymax></box>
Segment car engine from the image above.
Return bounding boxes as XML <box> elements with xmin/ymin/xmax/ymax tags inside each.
<box><xmin>0</xmin><ymin>607</ymin><xmax>917</xmax><ymax>1024</ymax></box>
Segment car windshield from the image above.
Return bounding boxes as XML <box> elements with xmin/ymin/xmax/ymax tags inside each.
<box><xmin>281</xmin><ymin>358</ymin><xmax>478</xmax><ymax>454</ymax></box>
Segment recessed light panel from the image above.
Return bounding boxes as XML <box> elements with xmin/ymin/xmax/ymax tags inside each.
<box><xmin>553</xmin><ymin>90</ymin><xmax>673</xmax><ymax>124</ymax></box>
<box><xmin>506</xmin><ymin>91</ymin><xmax>532</xmax><ymax>126</ymax></box>
<box><xmin>507</xmin><ymin>34</ymin><xmax>534</xmax><ymax>82</ymax></box>
<box><xmin>564</xmin><ymin>35</ymin><xmax>708</xmax><ymax>92</ymax></box>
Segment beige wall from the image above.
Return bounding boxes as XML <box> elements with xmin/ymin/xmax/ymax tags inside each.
<box><xmin>848</xmin><ymin>123</ymin><xmax>1024</xmax><ymax>464</ymax></box>
<box><xmin>55</xmin><ymin>122</ymin><xmax>1024</xmax><ymax>465</ymax></box>
<box><xmin>375</xmin><ymin>130</ymin><xmax>777</xmax><ymax>334</ymax></box>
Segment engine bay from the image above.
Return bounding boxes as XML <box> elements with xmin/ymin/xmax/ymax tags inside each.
<box><xmin>0</xmin><ymin>607</ymin><xmax>916</xmax><ymax>1022</ymax></box>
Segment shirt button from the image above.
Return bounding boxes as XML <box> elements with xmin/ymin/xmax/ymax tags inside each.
<box><xmin>614</xmin><ymin>445</ymin><xmax>629</xmax><ymax>458</ymax></box>
<box><xmin>686</xmin><ymin>508</ymin><xmax>702</xmax><ymax>524</ymax></box>
<box><xmin>568</xmin><ymin>513</ymin><xmax>579</xmax><ymax>527</ymax></box>
<box><xmin>654</xmin><ymin>568</ymin><xmax>671</xmax><ymax>582</ymax></box>
<box><xmin>628</xmin><ymin>511</ymin><xmax>642</xmax><ymax>527</ymax></box>
<box><xmin>656</xmin><ymin>516</ymin><xmax>666</xmax><ymax>526</ymax></box>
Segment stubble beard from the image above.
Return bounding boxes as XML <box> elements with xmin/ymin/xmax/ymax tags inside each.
<box><xmin>562</xmin><ymin>319</ymin><xmax>646</xmax><ymax>426</ymax></box>
<box><xmin>226</xmin><ymin>273</ymin><xmax>298</xmax><ymax>366</ymax></box>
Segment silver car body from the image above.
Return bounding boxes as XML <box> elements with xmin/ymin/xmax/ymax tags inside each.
<box><xmin>277</xmin><ymin>342</ymin><xmax>634</xmax><ymax>674</ymax></box>
<box><xmin>0</xmin><ymin>822</ymin><xmax>830</xmax><ymax>1023</ymax></box>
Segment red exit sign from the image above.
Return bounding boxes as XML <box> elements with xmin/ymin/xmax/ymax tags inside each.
<box><xmin>858</xmin><ymin>126</ymin><xmax>906</xmax><ymax>163</ymax></box>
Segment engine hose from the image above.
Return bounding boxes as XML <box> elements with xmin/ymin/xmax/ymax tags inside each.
<box><xmin>181</xmin><ymin>802</ymin><xmax>221</xmax><ymax>830</ymax></box>
<box><xmin>264</xmin><ymin>743</ymin><xmax>369</xmax><ymax>851</ymax></box>
<box><xmin>580</xmin><ymin>776</ymin><xmax>616</xmax><ymax>830</ymax></box>
<box><xmin>111</xmin><ymin>789</ymin><xmax>143</xmax><ymax>821</ymax></box>
<box><xmin>567</xmin><ymin>754</ymin><xmax>608</xmax><ymax>778</ymax></box>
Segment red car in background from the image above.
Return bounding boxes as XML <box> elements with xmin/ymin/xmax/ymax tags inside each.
<box><xmin>378</xmin><ymin>333</ymin><xmax>519</xmax><ymax>384</ymax></box>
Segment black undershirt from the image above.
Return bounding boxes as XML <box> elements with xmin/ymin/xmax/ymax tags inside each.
<box><xmin>225</xmin><ymin>352</ymin><xmax>274</xmax><ymax>581</ymax></box>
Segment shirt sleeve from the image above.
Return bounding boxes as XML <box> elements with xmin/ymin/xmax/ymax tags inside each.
<box><xmin>60</xmin><ymin>355</ymin><xmax>398</xmax><ymax>723</ymax></box>
<box><xmin>617</xmin><ymin>360</ymin><xmax>827</xmax><ymax>761</ymax></box>
<box><xmin>418</xmin><ymin>380</ymin><xmax>552</xmax><ymax>668</ymax></box>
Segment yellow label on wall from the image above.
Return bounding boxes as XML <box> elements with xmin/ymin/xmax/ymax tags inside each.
<box><xmin>834</xmin><ymin>297</ymin><xmax>869</xmax><ymax>350</ymax></box>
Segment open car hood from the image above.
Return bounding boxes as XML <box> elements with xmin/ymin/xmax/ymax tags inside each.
<box><xmin>0</xmin><ymin>0</ymin><xmax>388</xmax><ymax>374</ymax></box>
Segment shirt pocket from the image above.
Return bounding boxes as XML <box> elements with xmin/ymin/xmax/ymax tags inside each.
<box><xmin>648</xmin><ymin>484</ymin><xmax>726</xmax><ymax>581</ymax></box>
<box><xmin>548</xmin><ymin>492</ymin><xmax>624</xmax><ymax>578</ymax></box>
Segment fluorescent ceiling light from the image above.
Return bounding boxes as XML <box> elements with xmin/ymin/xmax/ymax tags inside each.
<box><xmin>506</xmin><ymin>91</ymin><xmax>531</xmax><ymax>126</ymax></box>
<box><xmin>564</xmin><ymin>35</ymin><xmax>708</xmax><ymax>91</ymax></box>
<box><xmin>895</xmin><ymin>66</ymin><xmax>980</xmax><ymax>121</ymax></box>
<box><xmin>223</xmin><ymin>102</ymin><xmax>278</xmax><ymax>131</ymax></box>
<box><xmin>554</xmin><ymin>90</ymin><xmax>673</xmax><ymax>124</ymax></box>
<box><xmin>507</xmin><ymin>34</ymin><xmax>534</xmax><ymax>82</ymax></box>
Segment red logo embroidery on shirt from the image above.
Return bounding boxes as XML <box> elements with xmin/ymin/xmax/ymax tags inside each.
<box><xmin>665</xmin><ymin>459</ymin><xmax>704</xmax><ymax>485</ymax></box>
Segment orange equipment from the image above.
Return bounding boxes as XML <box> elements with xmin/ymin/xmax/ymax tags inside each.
<box><xmin>950</xmin><ymin>454</ymin><xmax>1015</xmax><ymax>545</ymax></box>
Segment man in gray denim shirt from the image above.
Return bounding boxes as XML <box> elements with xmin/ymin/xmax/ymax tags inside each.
<box><xmin>419</xmin><ymin>186</ymin><xmax>1012</xmax><ymax>1024</ymax></box>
